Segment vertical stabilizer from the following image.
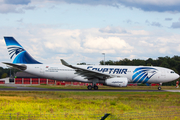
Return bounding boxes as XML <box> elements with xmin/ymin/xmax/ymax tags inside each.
<box><xmin>4</xmin><ymin>37</ymin><xmax>42</xmax><ymax>64</ymax></box>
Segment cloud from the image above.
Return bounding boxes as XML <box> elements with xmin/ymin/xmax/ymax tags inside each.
<box><xmin>1</xmin><ymin>25</ymin><xmax>180</xmax><ymax>66</ymax></box>
<box><xmin>23</xmin><ymin>6</ymin><xmax>36</xmax><ymax>10</ymax></box>
<box><xmin>16</xmin><ymin>18</ymin><xmax>23</xmax><ymax>22</ymax></box>
<box><xmin>0</xmin><ymin>0</ymin><xmax>33</xmax><ymax>13</ymax></box>
<box><xmin>165</xmin><ymin>18</ymin><xmax>173</xmax><ymax>21</ymax></box>
<box><xmin>145</xmin><ymin>20</ymin><xmax>163</xmax><ymax>27</ymax></box>
<box><xmin>171</xmin><ymin>22</ymin><xmax>180</xmax><ymax>28</ymax></box>
<box><xmin>124</xmin><ymin>19</ymin><xmax>132</xmax><ymax>24</ymax></box>
<box><xmin>1</xmin><ymin>0</ymin><xmax>180</xmax><ymax>14</ymax></box>
<box><xmin>99</xmin><ymin>26</ymin><xmax>127</xmax><ymax>34</ymax></box>
<box><xmin>130</xmin><ymin>30</ymin><xmax>149</xmax><ymax>35</ymax></box>
<box><xmin>46</xmin><ymin>0</ymin><xmax>180</xmax><ymax>12</ymax></box>
<box><xmin>159</xmin><ymin>47</ymin><xmax>169</xmax><ymax>53</ymax></box>
<box><xmin>139</xmin><ymin>41</ymin><xmax>154</xmax><ymax>47</ymax></box>
<box><xmin>0</xmin><ymin>4</ymin><xmax>23</xmax><ymax>13</ymax></box>
<box><xmin>151</xmin><ymin>22</ymin><xmax>162</xmax><ymax>27</ymax></box>
<box><xmin>4</xmin><ymin>0</ymin><xmax>31</xmax><ymax>5</ymax></box>
<box><xmin>121</xmin><ymin>0</ymin><xmax>180</xmax><ymax>12</ymax></box>
<box><xmin>145</xmin><ymin>20</ymin><xmax>150</xmax><ymax>24</ymax></box>
<box><xmin>83</xmin><ymin>36</ymin><xmax>133</xmax><ymax>54</ymax></box>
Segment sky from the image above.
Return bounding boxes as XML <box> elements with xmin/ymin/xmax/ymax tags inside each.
<box><xmin>1</xmin><ymin>0</ymin><xmax>180</xmax><ymax>67</ymax></box>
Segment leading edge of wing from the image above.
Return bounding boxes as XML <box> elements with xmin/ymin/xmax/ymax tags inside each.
<box><xmin>60</xmin><ymin>59</ymin><xmax>110</xmax><ymax>79</ymax></box>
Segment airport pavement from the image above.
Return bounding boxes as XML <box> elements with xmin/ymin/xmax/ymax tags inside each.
<box><xmin>0</xmin><ymin>87</ymin><xmax>180</xmax><ymax>92</ymax></box>
<box><xmin>164</xmin><ymin>90</ymin><xmax>180</xmax><ymax>92</ymax></box>
<box><xmin>1</xmin><ymin>83</ymin><xmax>180</xmax><ymax>92</ymax></box>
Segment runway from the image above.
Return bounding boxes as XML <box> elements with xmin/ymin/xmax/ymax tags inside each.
<box><xmin>0</xmin><ymin>87</ymin><xmax>180</xmax><ymax>92</ymax></box>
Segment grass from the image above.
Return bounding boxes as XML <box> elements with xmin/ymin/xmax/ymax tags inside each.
<box><xmin>0</xmin><ymin>91</ymin><xmax>180</xmax><ymax>119</ymax></box>
<box><xmin>27</xmin><ymin>84</ymin><xmax>180</xmax><ymax>90</ymax></box>
<box><xmin>0</xmin><ymin>85</ymin><xmax>15</xmax><ymax>88</ymax></box>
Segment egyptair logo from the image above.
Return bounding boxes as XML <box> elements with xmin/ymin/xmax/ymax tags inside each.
<box><xmin>8</xmin><ymin>46</ymin><xmax>25</xmax><ymax>59</ymax></box>
<box><xmin>132</xmin><ymin>67</ymin><xmax>157</xmax><ymax>83</ymax></box>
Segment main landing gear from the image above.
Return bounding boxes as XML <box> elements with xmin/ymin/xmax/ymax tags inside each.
<box><xmin>158</xmin><ymin>83</ymin><xmax>162</xmax><ymax>90</ymax></box>
<box><xmin>87</xmin><ymin>79</ymin><xmax>99</xmax><ymax>90</ymax></box>
<box><xmin>87</xmin><ymin>85</ymin><xmax>98</xmax><ymax>90</ymax></box>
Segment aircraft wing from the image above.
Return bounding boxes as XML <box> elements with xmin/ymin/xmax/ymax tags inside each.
<box><xmin>60</xmin><ymin>59</ymin><xmax>110</xmax><ymax>80</ymax></box>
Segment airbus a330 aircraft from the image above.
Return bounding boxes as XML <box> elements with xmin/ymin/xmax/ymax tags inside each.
<box><xmin>2</xmin><ymin>37</ymin><xmax>179</xmax><ymax>90</ymax></box>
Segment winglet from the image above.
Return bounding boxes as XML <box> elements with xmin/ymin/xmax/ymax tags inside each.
<box><xmin>60</xmin><ymin>59</ymin><xmax>70</xmax><ymax>66</ymax></box>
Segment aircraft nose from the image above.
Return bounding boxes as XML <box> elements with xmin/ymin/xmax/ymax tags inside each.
<box><xmin>175</xmin><ymin>73</ymin><xmax>180</xmax><ymax>79</ymax></box>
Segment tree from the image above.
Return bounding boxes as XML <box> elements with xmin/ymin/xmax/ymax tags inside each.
<box><xmin>160</xmin><ymin>61</ymin><xmax>170</xmax><ymax>68</ymax></box>
<box><xmin>121</xmin><ymin>58</ymin><xmax>132</xmax><ymax>65</ymax></box>
<box><xmin>146</xmin><ymin>58</ymin><xmax>153</xmax><ymax>66</ymax></box>
<box><xmin>105</xmin><ymin>60</ymin><xmax>114</xmax><ymax>65</ymax></box>
<box><xmin>132</xmin><ymin>59</ymin><xmax>145</xmax><ymax>66</ymax></box>
<box><xmin>99</xmin><ymin>60</ymin><xmax>104</xmax><ymax>65</ymax></box>
<box><xmin>77</xmin><ymin>62</ymin><xmax>86</xmax><ymax>65</ymax></box>
<box><xmin>1</xmin><ymin>73</ymin><xmax>8</xmax><ymax>78</ymax></box>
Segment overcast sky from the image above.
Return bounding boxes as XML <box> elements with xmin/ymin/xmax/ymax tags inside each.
<box><xmin>1</xmin><ymin>0</ymin><xmax>180</xmax><ymax>67</ymax></box>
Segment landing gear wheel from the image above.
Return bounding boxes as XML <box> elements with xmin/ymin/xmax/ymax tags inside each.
<box><xmin>94</xmin><ymin>85</ymin><xmax>98</xmax><ymax>90</ymax></box>
<box><xmin>87</xmin><ymin>85</ymin><xmax>92</xmax><ymax>90</ymax></box>
<box><xmin>158</xmin><ymin>86</ymin><xmax>161</xmax><ymax>90</ymax></box>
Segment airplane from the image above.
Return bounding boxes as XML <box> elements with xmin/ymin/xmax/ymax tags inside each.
<box><xmin>2</xmin><ymin>37</ymin><xmax>180</xmax><ymax>90</ymax></box>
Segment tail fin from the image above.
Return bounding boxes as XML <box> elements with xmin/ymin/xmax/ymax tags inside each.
<box><xmin>4</xmin><ymin>37</ymin><xmax>42</xmax><ymax>64</ymax></box>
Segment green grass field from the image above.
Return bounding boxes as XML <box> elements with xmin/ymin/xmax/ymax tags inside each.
<box><xmin>29</xmin><ymin>84</ymin><xmax>180</xmax><ymax>90</ymax></box>
<box><xmin>0</xmin><ymin>88</ymin><xmax>180</xmax><ymax>120</ymax></box>
<box><xmin>0</xmin><ymin>86</ymin><xmax>16</xmax><ymax>88</ymax></box>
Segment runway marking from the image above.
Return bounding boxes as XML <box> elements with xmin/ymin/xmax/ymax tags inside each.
<box><xmin>164</xmin><ymin>90</ymin><xmax>180</xmax><ymax>92</ymax></box>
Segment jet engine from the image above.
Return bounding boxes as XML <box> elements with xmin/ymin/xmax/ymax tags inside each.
<box><xmin>105</xmin><ymin>77</ymin><xmax>128</xmax><ymax>87</ymax></box>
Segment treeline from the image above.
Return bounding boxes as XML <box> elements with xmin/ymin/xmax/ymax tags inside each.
<box><xmin>100</xmin><ymin>56</ymin><xmax>180</xmax><ymax>85</ymax></box>
<box><xmin>0</xmin><ymin>67</ymin><xmax>19</xmax><ymax>79</ymax></box>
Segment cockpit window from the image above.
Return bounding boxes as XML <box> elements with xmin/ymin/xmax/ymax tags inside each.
<box><xmin>170</xmin><ymin>71</ymin><xmax>175</xmax><ymax>73</ymax></box>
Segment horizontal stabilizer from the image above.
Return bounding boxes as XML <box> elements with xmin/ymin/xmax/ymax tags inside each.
<box><xmin>2</xmin><ymin>62</ymin><xmax>27</xmax><ymax>70</ymax></box>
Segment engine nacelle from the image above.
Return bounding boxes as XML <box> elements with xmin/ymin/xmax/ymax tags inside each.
<box><xmin>73</xmin><ymin>76</ymin><xmax>89</xmax><ymax>82</ymax></box>
<box><xmin>105</xmin><ymin>77</ymin><xmax>128</xmax><ymax>87</ymax></box>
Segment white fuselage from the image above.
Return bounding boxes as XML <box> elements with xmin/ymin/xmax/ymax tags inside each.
<box><xmin>24</xmin><ymin>64</ymin><xmax>179</xmax><ymax>84</ymax></box>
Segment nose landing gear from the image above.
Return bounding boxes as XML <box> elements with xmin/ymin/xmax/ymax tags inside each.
<box><xmin>158</xmin><ymin>83</ymin><xmax>162</xmax><ymax>90</ymax></box>
<box><xmin>158</xmin><ymin>86</ymin><xmax>161</xmax><ymax>90</ymax></box>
